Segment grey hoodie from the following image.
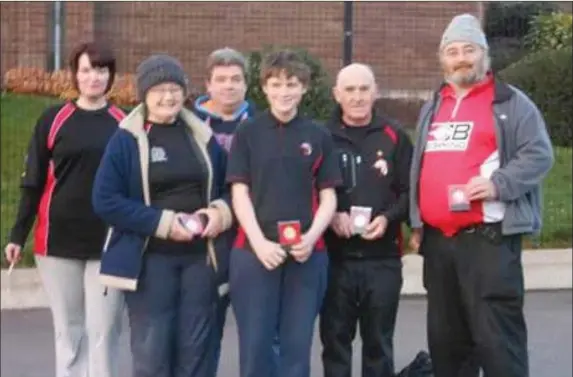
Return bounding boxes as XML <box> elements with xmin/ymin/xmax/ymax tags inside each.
<box><xmin>409</xmin><ymin>79</ymin><xmax>555</xmax><ymax>235</ymax></box>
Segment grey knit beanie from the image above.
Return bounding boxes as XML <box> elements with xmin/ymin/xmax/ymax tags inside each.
<box><xmin>136</xmin><ymin>54</ymin><xmax>188</xmax><ymax>101</ymax></box>
<box><xmin>440</xmin><ymin>13</ymin><xmax>488</xmax><ymax>51</ymax></box>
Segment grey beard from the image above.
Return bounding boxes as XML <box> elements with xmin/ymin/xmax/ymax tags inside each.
<box><xmin>447</xmin><ymin>69</ymin><xmax>487</xmax><ymax>87</ymax></box>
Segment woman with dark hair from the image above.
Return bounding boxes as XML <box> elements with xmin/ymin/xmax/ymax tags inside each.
<box><xmin>3</xmin><ymin>42</ymin><xmax>126</xmax><ymax>377</ymax></box>
<box><xmin>92</xmin><ymin>54</ymin><xmax>233</xmax><ymax>377</ymax></box>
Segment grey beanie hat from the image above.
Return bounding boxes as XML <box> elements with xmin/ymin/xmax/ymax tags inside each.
<box><xmin>440</xmin><ymin>13</ymin><xmax>488</xmax><ymax>51</ymax></box>
<box><xmin>136</xmin><ymin>54</ymin><xmax>188</xmax><ymax>101</ymax></box>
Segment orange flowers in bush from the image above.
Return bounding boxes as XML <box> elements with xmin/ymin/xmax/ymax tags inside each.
<box><xmin>3</xmin><ymin>67</ymin><xmax>138</xmax><ymax>106</ymax></box>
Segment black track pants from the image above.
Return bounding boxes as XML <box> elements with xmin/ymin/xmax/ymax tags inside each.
<box><xmin>320</xmin><ymin>257</ymin><xmax>403</xmax><ymax>377</ymax></box>
<box><xmin>421</xmin><ymin>224</ymin><xmax>528</xmax><ymax>377</ymax></box>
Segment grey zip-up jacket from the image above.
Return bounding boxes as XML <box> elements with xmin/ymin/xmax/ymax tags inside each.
<box><xmin>409</xmin><ymin>79</ymin><xmax>554</xmax><ymax>235</ymax></box>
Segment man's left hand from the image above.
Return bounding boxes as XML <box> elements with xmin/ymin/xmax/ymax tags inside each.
<box><xmin>290</xmin><ymin>233</ymin><xmax>316</xmax><ymax>263</ymax></box>
<box><xmin>361</xmin><ymin>215</ymin><xmax>388</xmax><ymax>240</ymax></box>
<box><xmin>465</xmin><ymin>176</ymin><xmax>497</xmax><ymax>201</ymax></box>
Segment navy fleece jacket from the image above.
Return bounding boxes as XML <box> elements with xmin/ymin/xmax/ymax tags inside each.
<box><xmin>92</xmin><ymin>104</ymin><xmax>232</xmax><ymax>291</ymax></box>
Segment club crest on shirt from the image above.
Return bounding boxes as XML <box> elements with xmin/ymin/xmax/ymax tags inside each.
<box><xmin>373</xmin><ymin>150</ymin><xmax>388</xmax><ymax>176</ymax></box>
<box><xmin>151</xmin><ymin>146</ymin><xmax>168</xmax><ymax>163</ymax></box>
<box><xmin>300</xmin><ymin>142</ymin><xmax>312</xmax><ymax>156</ymax></box>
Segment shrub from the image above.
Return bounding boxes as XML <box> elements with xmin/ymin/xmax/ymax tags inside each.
<box><xmin>3</xmin><ymin>47</ymin><xmax>335</xmax><ymax>117</ymax></box>
<box><xmin>499</xmin><ymin>47</ymin><xmax>573</xmax><ymax>147</ymax></box>
<box><xmin>485</xmin><ymin>2</ymin><xmax>559</xmax><ymax>72</ymax></box>
<box><xmin>374</xmin><ymin>97</ymin><xmax>425</xmax><ymax>130</ymax></box>
<box><xmin>244</xmin><ymin>46</ymin><xmax>333</xmax><ymax>121</ymax></box>
<box><xmin>525</xmin><ymin>12</ymin><xmax>573</xmax><ymax>51</ymax></box>
<box><xmin>3</xmin><ymin>67</ymin><xmax>139</xmax><ymax>107</ymax></box>
<box><xmin>489</xmin><ymin>37</ymin><xmax>529</xmax><ymax>73</ymax></box>
<box><xmin>484</xmin><ymin>2</ymin><xmax>559</xmax><ymax>39</ymax></box>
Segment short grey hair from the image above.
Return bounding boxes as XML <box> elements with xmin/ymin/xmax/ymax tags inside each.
<box><xmin>206</xmin><ymin>47</ymin><xmax>247</xmax><ymax>79</ymax></box>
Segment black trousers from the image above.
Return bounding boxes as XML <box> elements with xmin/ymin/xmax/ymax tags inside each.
<box><xmin>421</xmin><ymin>224</ymin><xmax>529</xmax><ymax>377</ymax></box>
<box><xmin>320</xmin><ymin>257</ymin><xmax>403</xmax><ymax>377</ymax></box>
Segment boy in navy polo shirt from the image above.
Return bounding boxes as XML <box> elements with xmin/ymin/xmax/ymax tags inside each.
<box><xmin>226</xmin><ymin>50</ymin><xmax>342</xmax><ymax>377</ymax></box>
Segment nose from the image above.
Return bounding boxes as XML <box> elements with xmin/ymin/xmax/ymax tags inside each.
<box><xmin>277</xmin><ymin>85</ymin><xmax>291</xmax><ymax>96</ymax></box>
<box><xmin>455</xmin><ymin>54</ymin><xmax>472</xmax><ymax>67</ymax></box>
<box><xmin>164</xmin><ymin>91</ymin><xmax>177</xmax><ymax>100</ymax></box>
<box><xmin>89</xmin><ymin>70</ymin><xmax>99</xmax><ymax>81</ymax></box>
<box><xmin>349</xmin><ymin>90</ymin><xmax>361</xmax><ymax>102</ymax></box>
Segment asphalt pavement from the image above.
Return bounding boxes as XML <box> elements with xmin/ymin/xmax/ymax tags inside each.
<box><xmin>1</xmin><ymin>290</ymin><xmax>571</xmax><ymax>377</ymax></box>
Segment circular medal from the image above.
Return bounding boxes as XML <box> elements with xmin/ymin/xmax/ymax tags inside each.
<box><xmin>452</xmin><ymin>190</ymin><xmax>466</xmax><ymax>204</ymax></box>
<box><xmin>283</xmin><ymin>225</ymin><xmax>296</xmax><ymax>241</ymax></box>
<box><xmin>353</xmin><ymin>214</ymin><xmax>367</xmax><ymax>228</ymax></box>
<box><xmin>185</xmin><ymin>218</ymin><xmax>200</xmax><ymax>234</ymax></box>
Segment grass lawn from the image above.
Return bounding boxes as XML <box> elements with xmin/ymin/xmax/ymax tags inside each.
<box><xmin>1</xmin><ymin>93</ymin><xmax>571</xmax><ymax>267</ymax></box>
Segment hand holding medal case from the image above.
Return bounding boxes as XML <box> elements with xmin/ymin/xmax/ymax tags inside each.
<box><xmin>179</xmin><ymin>213</ymin><xmax>209</xmax><ymax>235</ymax></box>
<box><xmin>350</xmin><ymin>206</ymin><xmax>372</xmax><ymax>235</ymax></box>
<box><xmin>448</xmin><ymin>185</ymin><xmax>470</xmax><ymax>212</ymax></box>
<box><xmin>278</xmin><ymin>220</ymin><xmax>302</xmax><ymax>251</ymax></box>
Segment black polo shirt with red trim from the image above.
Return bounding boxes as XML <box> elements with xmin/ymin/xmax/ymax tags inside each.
<box><xmin>9</xmin><ymin>101</ymin><xmax>125</xmax><ymax>259</ymax></box>
<box><xmin>226</xmin><ymin>110</ymin><xmax>342</xmax><ymax>250</ymax></box>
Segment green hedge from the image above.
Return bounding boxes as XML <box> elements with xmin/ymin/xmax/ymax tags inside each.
<box><xmin>526</xmin><ymin>12</ymin><xmax>573</xmax><ymax>51</ymax></box>
<box><xmin>485</xmin><ymin>2</ymin><xmax>559</xmax><ymax>72</ymax></box>
<box><xmin>244</xmin><ymin>46</ymin><xmax>334</xmax><ymax>121</ymax></box>
<box><xmin>500</xmin><ymin>47</ymin><xmax>573</xmax><ymax>147</ymax></box>
<box><xmin>485</xmin><ymin>2</ymin><xmax>559</xmax><ymax>39</ymax></box>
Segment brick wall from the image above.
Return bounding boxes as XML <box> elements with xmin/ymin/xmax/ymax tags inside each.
<box><xmin>1</xmin><ymin>1</ymin><xmax>481</xmax><ymax>96</ymax></box>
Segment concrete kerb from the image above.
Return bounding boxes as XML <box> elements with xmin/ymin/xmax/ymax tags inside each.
<box><xmin>1</xmin><ymin>249</ymin><xmax>571</xmax><ymax>310</ymax></box>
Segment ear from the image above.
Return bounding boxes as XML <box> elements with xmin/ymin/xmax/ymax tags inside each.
<box><xmin>301</xmin><ymin>85</ymin><xmax>308</xmax><ymax>95</ymax></box>
<box><xmin>332</xmin><ymin>86</ymin><xmax>341</xmax><ymax>104</ymax></box>
<box><xmin>375</xmin><ymin>85</ymin><xmax>381</xmax><ymax>100</ymax></box>
<box><xmin>262</xmin><ymin>83</ymin><xmax>269</xmax><ymax>96</ymax></box>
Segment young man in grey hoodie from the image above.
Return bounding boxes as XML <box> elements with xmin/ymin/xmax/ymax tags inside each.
<box><xmin>408</xmin><ymin>14</ymin><xmax>554</xmax><ymax>377</ymax></box>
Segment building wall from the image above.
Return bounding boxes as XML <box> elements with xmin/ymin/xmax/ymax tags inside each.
<box><xmin>1</xmin><ymin>1</ymin><xmax>481</xmax><ymax>95</ymax></box>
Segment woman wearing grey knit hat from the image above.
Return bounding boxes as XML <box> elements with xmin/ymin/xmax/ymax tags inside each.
<box><xmin>92</xmin><ymin>54</ymin><xmax>233</xmax><ymax>377</ymax></box>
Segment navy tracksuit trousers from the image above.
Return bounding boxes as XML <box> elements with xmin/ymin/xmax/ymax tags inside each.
<box><xmin>230</xmin><ymin>248</ymin><xmax>328</xmax><ymax>377</ymax></box>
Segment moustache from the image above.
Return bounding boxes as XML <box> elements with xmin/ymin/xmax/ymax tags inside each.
<box><xmin>453</xmin><ymin>64</ymin><xmax>474</xmax><ymax>71</ymax></box>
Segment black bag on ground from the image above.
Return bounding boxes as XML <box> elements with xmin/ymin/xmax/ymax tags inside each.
<box><xmin>396</xmin><ymin>350</ymin><xmax>433</xmax><ymax>377</ymax></box>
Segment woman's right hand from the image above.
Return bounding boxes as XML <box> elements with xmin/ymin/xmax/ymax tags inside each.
<box><xmin>168</xmin><ymin>215</ymin><xmax>195</xmax><ymax>242</ymax></box>
<box><xmin>4</xmin><ymin>243</ymin><xmax>22</xmax><ymax>265</ymax></box>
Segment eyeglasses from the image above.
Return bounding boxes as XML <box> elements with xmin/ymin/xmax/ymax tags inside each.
<box><xmin>147</xmin><ymin>86</ymin><xmax>184</xmax><ymax>96</ymax></box>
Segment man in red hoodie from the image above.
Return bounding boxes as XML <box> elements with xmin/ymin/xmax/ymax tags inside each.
<box><xmin>409</xmin><ymin>14</ymin><xmax>554</xmax><ymax>377</ymax></box>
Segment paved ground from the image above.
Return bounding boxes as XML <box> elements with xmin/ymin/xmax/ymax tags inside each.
<box><xmin>1</xmin><ymin>291</ymin><xmax>571</xmax><ymax>377</ymax></box>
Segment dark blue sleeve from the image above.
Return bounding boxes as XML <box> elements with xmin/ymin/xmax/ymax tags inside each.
<box><xmin>92</xmin><ymin>130</ymin><xmax>165</xmax><ymax>237</ymax></box>
<box><xmin>209</xmin><ymin>138</ymin><xmax>231</xmax><ymax>207</ymax></box>
<box><xmin>226</xmin><ymin>121</ymin><xmax>250</xmax><ymax>184</ymax></box>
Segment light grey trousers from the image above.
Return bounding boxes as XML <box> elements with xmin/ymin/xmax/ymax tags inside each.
<box><xmin>35</xmin><ymin>255</ymin><xmax>125</xmax><ymax>377</ymax></box>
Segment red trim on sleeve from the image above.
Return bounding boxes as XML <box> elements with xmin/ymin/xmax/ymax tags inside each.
<box><xmin>383</xmin><ymin>125</ymin><xmax>397</xmax><ymax>144</ymax></box>
<box><xmin>47</xmin><ymin>103</ymin><xmax>75</xmax><ymax>150</ymax></box>
<box><xmin>107</xmin><ymin>105</ymin><xmax>126</xmax><ymax>123</ymax></box>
